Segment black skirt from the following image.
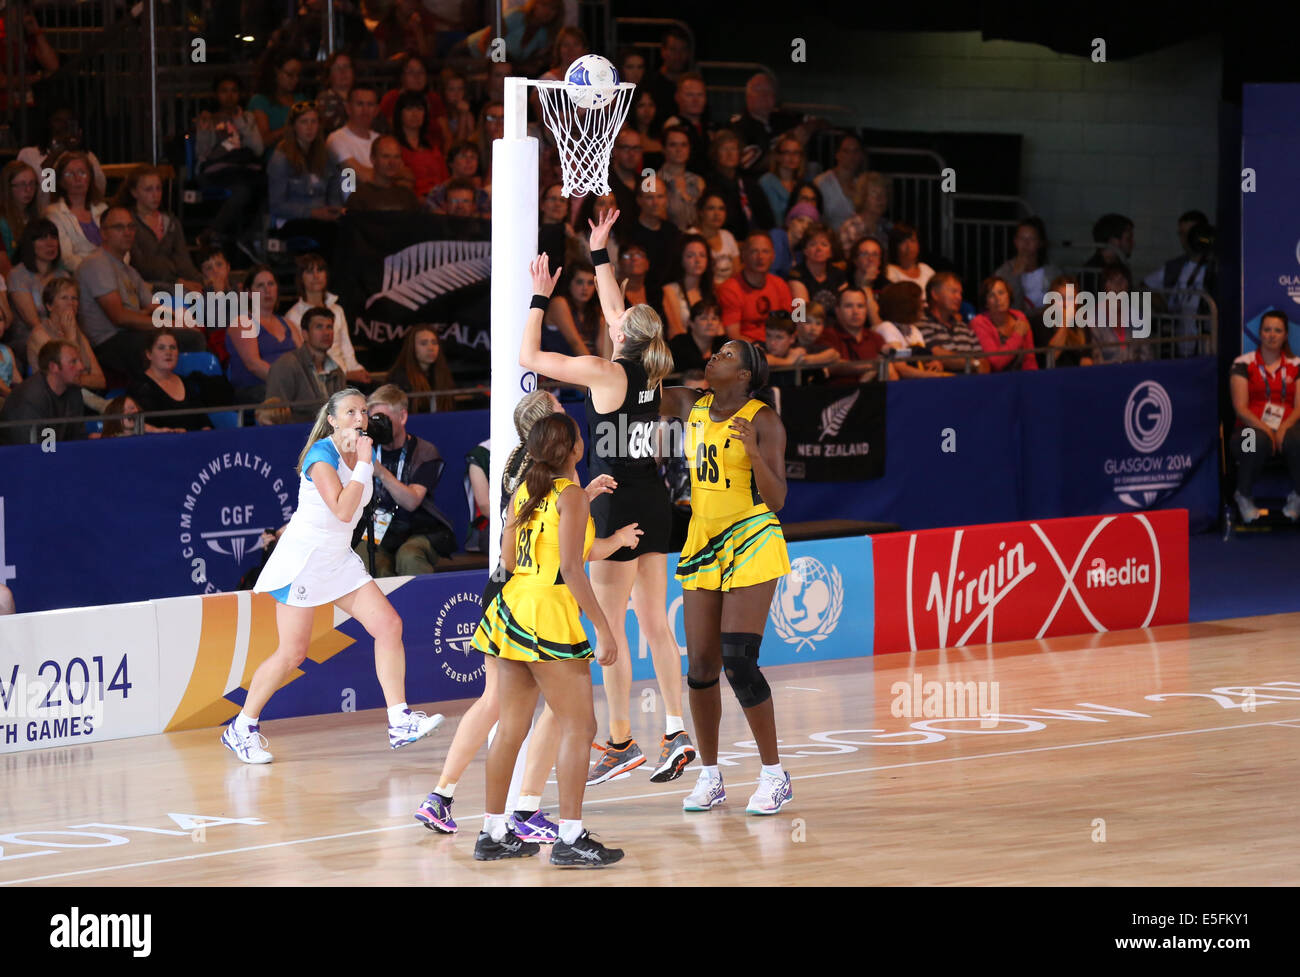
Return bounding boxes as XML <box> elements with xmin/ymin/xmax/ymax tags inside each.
<box><xmin>589</xmin><ymin>471</ymin><xmax>672</xmax><ymax>561</ymax></box>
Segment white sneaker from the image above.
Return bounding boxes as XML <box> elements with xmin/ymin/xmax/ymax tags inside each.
<box><xmin>221</xmin><ymin>723</ymin><xmax>272</xmax><ymax>764</ymax></box>
<box><xmin>388</xmin><ymin>710</ymin><xmax>445</xmax><ymax>749</ymax></box>
<box><xmin>1284</xmin><ymin>492</ymin><xmax>1300</xmax><ymax>522</ymax></box>
<box><xmin>745</xmin><ymin>771</ymin><xmax>793</xmax><ymax>815</ymax></box>
<box><xmin>1234</xmin><ymin>491</ymin><xmax>1261</xmax><ymax>524</ymax></box>
<box><xmin>682</xmin><ymin>769</ymin><xmax>726</xmax><ymax>811</ymax></box>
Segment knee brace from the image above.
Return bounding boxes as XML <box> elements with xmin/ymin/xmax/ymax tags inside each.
<box><xmin>721</xmin><ymin>632</ymin><xmax>769</xmax><ymax>708</ymax></box>
<box><xmin>687</xmin><ymin>673</ymin><xmax>719</xmax><ymax>690</ymax></box>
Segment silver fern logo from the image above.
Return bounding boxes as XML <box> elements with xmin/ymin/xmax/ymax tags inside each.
<box><xmin>366</xmin><ymin>240</ymin><xmax>492</xmax><ymax>311</ymax></box>
<box><xmin>818</xmin><ymin>390</ymin><xmax>859</xmax><ymax>441</ymax></box>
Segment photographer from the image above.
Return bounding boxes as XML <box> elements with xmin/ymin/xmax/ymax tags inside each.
<box><xmin>352</xmin><ymin>384</ymin><xmax>457</xmax><ymax>576</ymax></box>
<box><xmin>1143</xmin><ymin>210</ymin><xmax>1215</xmax><ymax>358</ymax></box>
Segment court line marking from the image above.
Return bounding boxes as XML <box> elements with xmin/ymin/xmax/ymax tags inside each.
<box><xmin>787</xmin><ymin>687</ymin><xmax>822</xmax><ymax>692</ymax></box>
<box><xmin>2</xmin><ymin>714</ymin><xmax>1294</xmax><ymax>886</ymax></box>
<box><xmin>1270</xmin><ymin>721</ymin><xmax>1300</xmax><ymax>729</ymax></box>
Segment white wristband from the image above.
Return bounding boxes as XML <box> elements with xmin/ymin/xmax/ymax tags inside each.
<box><xmin>349</xmin><ymin>462</ymin><xmax>373</xmax><ymax>484</ymax></box>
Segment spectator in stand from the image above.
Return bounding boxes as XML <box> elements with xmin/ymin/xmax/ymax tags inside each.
<box><xmin>693</xmin><ymin>192</ymin><xmax>739</xmax><ymax>285</ymax></box>
<box><xmin>662</xmin><ymin>74</ymin><xmax>714</xmax><ymax>177</ymax></box>
<box><xmin>45</xmin><ymin>152</ymin><xmax>107</xmax><ymax>274</ymax></box>
<box><xmin>1091</xmin><ymin>264</ymin><xmax>1146</xmax><ymax>364</ymax></box>
<box><xmin>662</xmin><ymin>234</ymin><xmax>716</xmax><ymax>339</ymax></box>
<box><xmin>129</xmin><ymin>332</ymin><xmax>214</xmax><ymax>431</ymax></box>
<box><xmin>1037</xmin><ymin>274</ymin><xmax>1094</xmax><ymax>368</ymax></box>
<box><xmin>271</xmin><ymin>0</ymin><xmax>377</xmax><ymax>63</ymax></box>
<box><xmin>475</xmin><ymin>101</ymin><xmax>504</xmax><ymax>194</ymax></box>
<box><xmin>102</xmin><ymin>394</ymin><xmax>183</xmax><ymax>436</ymax></box>
<box><xmin>1143</xmin><ymin>210</ymin><xmax>1214</xmax><ymax>358</ymax></box>
<box><xmin>621</xmin><ymin>182</ymin><xmax>681</xmax><ymax>291</ymax></box>
<box><xmin>538</xmin><ymin>24</ymin><xmax>588</xmax><ymax>84</ymax></box>
<box><xmin>116</xmin><ymin>166</ymin><xmax>202</xmax><ymax>292</ymax></box>
<box><xmin>326</xmin><ymin>86</ymin><xmax>382</xmax><ymax>193</ymax></box>
<box><xmin>919</xmin><ymin>271</ymin><xmax>986</xmax><ymax>373</ymax></box>
<box><xmin>379</xmin><ymin>54</ymin><xmax>447</xmax><ymax>147</ymax></box>
<box><xmin>1228</xmin><ymin>309</ymin><xmax>1300</xmax><ymax>523</ymax></box>
<box><xmin>630</xmin><ymin>90</ymin><xmax>665</xmax><ymax>170</ymax></box>
<box><xmin>388</xmin><ymin>324</ymin><xmax>455</xmax><ymax>413</ymax></box>
<box><xmin>539</xmin><ymin>181</ymin><xmax>579</xmax><ymax>272</ymax></box>
<box><xmin>718</xmin><ymin>232</ymin><xmax>792</xmax><ymax>344</ymax></box>
<box><xmin>992</xmin><ymin>217</ymin><xmax>1061</xmax><ymax>318</ymax></box>
<box><xmin>616</xmin><ymin>243</ymin><xmax>662</xmax><ymax>313</ymax></box>
<box><xmin>770</xmin><ymin>198</ymin><xmax>818</xmax><ymax>279</ymax></box>
<box><xmin>971</xmin><ymin>275</ymin><xmax>1036</xmax><ymax>372</ymax></box>
<box><xmin>0</xmin><ymin>161</ymin><xmax>40</xmax><ymax>274</ymax></box>
<box><xmin>196</xmin><ymin>245</ymin><xmax>236</xmax><ymax>366</ymax></box>
<box><xmin>791</xmin><ymin>301</ymin><xmax>841</xmax><ymax>374</ymax></box>
<box><xmin>758</xmin><ymin>135</ymin><xmax>808</xmax><ymax>226</ymax></box>
<box><xmin>249</xmin><ymin>52</ymin><xmax>306</xmax><ymax>152</ymax></box>
<box><xmin>314</xmin><ymin>51</ymin><xmax>355</xmax><ymax>134</ymax></box>
<box><xmin>825</xmin><ymin>286</ymin><xmax>894</xmax><ymax>383</ymax></box>
<box><xmin>1083</xmin><ymin>212</ymin><xmax>1134</xmax><ymax>283</ymax></box>
<box><xmin>25</xmin><ymin>276</ymin><xmax>106</xmax><ymax>393</ymax></box>
<box><xmin>838</xmin><ymin>171</ymin><xmax>892</xmax><ymax>256</ymax></box>
<box><xmin>762</xmin><ymin>308</ymin><xmax>838</xmax><ymax>385</ymax></box>
<box><xmin>442</xmin><ymin>179</ymin><xmax>483</xmax><ymax>219</ymax></box>
<box><xmin>641</xmin><ymin>26</ymin><xmax>693</xmax><ymax>132</ymax></box>
<box><xmin>426</xmin><ymin>143</ymin><xmax>489</xmax><ymax>216</ymax></box>
<box><xmin>464</xmin><ymin>0</ymin><xmax>564</xmax><ymax>76</ymax></box>
<box><xmin>606</xmin><ymin>129</ymin><xmax>644</xmax><ymax>234</ymax></box>
<box><xmin>393</xmin><ymin>90</ymin><xmax>449</xmax><ymax>198</ymax></box>
<box><xmin>6</xmin><ymin>219</ymin><xmax>71</xmax><ymax>373</ymax></box>
<box><xmin>436</xmin><ymin>68</ymin><xmax>475</xmax><ymax>148</ymax></box>
<box><xmin>193</xmin><ymin>74</ymin><xmax>266</xmax><ymax>249</ymax></box>
<box><xmin>788</xmin><ymin>222</ymin><xmax>847</xmax><ymax>313</ymax></box>
<box><xmin>348</xmin><ymin>136</ymin><xmax>421</xmax><ymax>212</ymax></box>
<box><xmin>16</xmin><ymin>110</ymin><xmax>107</xmax><ymax>213</ymax></box>
<box><xmin>874</xmin><ymin>281</ymin><xmax>949</xmax><ymax>379</ymax></box>
<box><xmin>619</xmin><ymin>49</ymin><xmax>647</xmax><ymax>88</ymax></box>
<box><xmin>657</xmin><ymin>125</ymin><xmax>705</xmax><ymax>233</ymax></box>
<box><xmin>77</xmin><ymin>207</ymin><xmax>173</xmax><ymax>384</ymax></box>
<box><xmin>373</xmin><ymin>0</ymin><xmax>439</xmax><ymax>61</ymax></box>
<box><xmin>844</xmin><ymin>234</ymin><xmax>885</xmax><ymax>326</ymax></box>
<box><xmin>544</xmin><ymin>260</ymin><xmax>604</xmax><ymax>357</ymax></box>
<box><xmin>704</xmin><ymin>129</ymin><xmax>774</xmax><ymax>240</ymax></box>
<box><xmin>668</xmin><ymin>298</ymin><xmax>726</xmax><ymax>373</ymax></box>
<box><xmin>0</xmin><ymin>340</ymin><xmax>87</xmax><ymax>444</ymax></box>
<box><xmin>885</xmin><ymin>222</ymin><xmax>935</xmax><ymax>293</ymax></box>
<box><xmin>481</xmin><ymin>59</ymin><xmax>513</xmax><ymax>111</ymax></box>
<box><xmin>266</xmin><ymin>306</ymin><xmax>346</xmax><ymax>422</ymax></box>
<box><xmin>227</xmin><ymin>264</ymin><xmax>301</xmax><ymax>404</ymax></box>
<box><xmin>267</xmin><ymin>102</ymin><xmax>344</xmax><ymax>243</ymax></box>
<box><xmin>353</xmin><ymin>384</ymin><xmax>459</xmax><ymax>575</ymax></box>
<box><xmin>0</xmin><ymin>10</ymin><xmax>59</xmax><ymax>113</ymax></box>
<box><xmin>814</xmin><ymin>133</ymin><xmax>866</xmax><ymax>231</ymax></box>
<box><xmin>285</xmin><ymin>253</ymin><xmax>370</xmax><ymax>386</ymax></box>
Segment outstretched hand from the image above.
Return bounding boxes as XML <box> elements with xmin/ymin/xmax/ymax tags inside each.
<box><xmin>588</xmin><ymin>207</ymin><xmax>619</xmax><ymax>250</ymax></box>
<box><xmin>529</xmin><ymin>253</ymin><xmax>562</xmax><ymax>298</ymax></box>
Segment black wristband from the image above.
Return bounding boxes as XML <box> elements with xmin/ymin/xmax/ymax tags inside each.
<box><xmin>530</xmin><ymin>294</ymin><xmax>549</xmax><ymax>310</ymax></box>
<box><xmin>591</xmin><ymin>247</ymin><xmax>610</xmax><ymax>267</ymax></box>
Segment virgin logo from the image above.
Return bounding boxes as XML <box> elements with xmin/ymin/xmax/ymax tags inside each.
<box><xmin>876</xmin><ymin>512</ymin><xmax>1184</xmax><ymax>655</ymax></box>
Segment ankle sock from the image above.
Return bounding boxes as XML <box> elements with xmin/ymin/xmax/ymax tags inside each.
<box><xmin>558</xmin><ymin>819</ymin><xmax>583</xmax><ymax>844</ymax></box>
<box><xmin>387</xmin><ymin>703</ymin><xmax>410</xmax><ymax>725</ymax></box>
<box><xmin>484</xmin><ymin>814</ymin><xmax>507</xmax><ymax>842</ymax></box>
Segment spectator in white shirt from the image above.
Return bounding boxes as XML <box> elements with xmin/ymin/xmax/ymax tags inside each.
<box><xmin>325</xmin><ymin>86</ymin><xmax>381</xmax><ymax>196</ymax></box>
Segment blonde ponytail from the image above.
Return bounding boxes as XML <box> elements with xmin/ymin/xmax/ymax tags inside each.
<box><xmin>621</xmin><ymin>304</ymin><xmax>673</xmax><ymax>387</ymax></box>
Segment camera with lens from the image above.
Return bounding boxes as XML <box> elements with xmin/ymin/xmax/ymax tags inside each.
<box><xmin>363</xmin><ymin>412</ymin><xmax>394</xmax><ymax>447</ymax></box>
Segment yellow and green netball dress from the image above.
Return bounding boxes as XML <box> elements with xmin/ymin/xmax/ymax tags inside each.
<box><xmin>676</xmin><ymin>395</ymin><xmax>791</xmax><ymax>591</ymax></box>
<box><xmin>472</xmin><ymin>477</ymin><xmax>597</xmax><ymax>662</ymax></box>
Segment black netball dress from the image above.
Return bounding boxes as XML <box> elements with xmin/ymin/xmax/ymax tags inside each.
<box><xmin>585</xmin><ymin>358</ymin><xmax>672</xmax><ymax>560</ymax></box>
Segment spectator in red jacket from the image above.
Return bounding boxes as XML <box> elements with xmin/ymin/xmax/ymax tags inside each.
<box><xmin>717</xmin><ymin>232</ymin><xmax>791</xmax><ymax>343</ymax></box>
<box><xmin>971</xmin><ymin>275</ymin><xmax>1037</xmax><ymax>371</ymax></box>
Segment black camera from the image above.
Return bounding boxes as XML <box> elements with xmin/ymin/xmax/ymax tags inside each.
<box><xmin>1187</xmin><ymin>221</ymin><xmax>1215</xmax><ymax>259</ymax></box>
<box><xmin>362</xmin><ymin>412</ymin><xmax>394</xmax><ymax>447</ymax></box>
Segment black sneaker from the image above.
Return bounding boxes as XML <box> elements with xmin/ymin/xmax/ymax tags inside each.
<box><xmin>473</xmin><ymin>827</ymin><xmax>540</xmax><ymax>861</ymax></box>
<box><xmin>550</xmin><ymin>830</ymin><xmax>625</xmax><ymax>868</ymax></box>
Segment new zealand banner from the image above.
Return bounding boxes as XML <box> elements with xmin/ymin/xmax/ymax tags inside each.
<box><xmin>331</xmin><ymin>211</ymin><xmax>492</xmax><ymax>368</ymax></box>
<box><xmin>776</xmin><ymin>382</ymin><xmax>886</xmax><ymax>481</ymax></box>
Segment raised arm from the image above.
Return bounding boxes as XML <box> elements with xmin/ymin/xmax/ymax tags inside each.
<box><xmin>587</xmin><ymin>208</ymin><xmax>627</xmax><ymax>326</ymax></box>
<box><xmin>660</xmin><ymin>384</ymin><xmax>705</xmax><ymax>421</ymax></box>
<box><xmin>519</xmin><ymin>253</ymin><xmax>622</xmax><ymax>389</ymax></box>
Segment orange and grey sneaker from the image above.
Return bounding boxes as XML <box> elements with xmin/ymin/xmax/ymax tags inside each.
<box><xmin>586</xmin><ymin>739</ymin><xmax>645</xmax><ymax>786</ymax></box>
<box><xmin>649</xmin><ymin>730</ymin><xmax>697</xmax><ymax>783</ymax></box>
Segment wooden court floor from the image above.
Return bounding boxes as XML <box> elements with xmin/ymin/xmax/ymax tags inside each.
<box><xmin>1</xmin><ymin>613</ymin><xmax>1297</xmax><ymax>886</ymax></box>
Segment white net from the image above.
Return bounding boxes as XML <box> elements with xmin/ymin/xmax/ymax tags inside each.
<box><xmin>534</xmin><ymin>80</ymin><xmax>636</xmax><ymax>198</ymax></box>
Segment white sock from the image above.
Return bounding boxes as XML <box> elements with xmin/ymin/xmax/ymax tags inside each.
<box><xmin>387</xmin><ymin>703</ymin><xmax>409</xmax><ymax>725</ymax></box>
<box><xmin>235</xmin><ymin>711</ymin><xmax>257</xmax><ymax>734</ymax></box>
<box><xmin>515</xmin><ymin>794</ymin><xmax>541</xmax><ymax>813</ymax></box>
<box><xmin>761</xmin><ymin>763</ymin><xmax>785</xmax><ymax>780</ymax></box>
<box><xmin>436</xmin><ymin>782</ymin><xmax>455</xmax><ymax>799</ymax></box>
<box><xmin>484</xmin><ymin>813</ymin><xmax>508</xmax><ymax>842</ymax></box>
<box><xmin>558</xmin><ymin>819</ymin><xmax>584</xmax><ymax>844</ymax></box>
<box><xmin>666</xmin><ymin>715</ymin><xmax>685</xmax><ymax>736</ymax></box>
<box><xmin>703</xmin><ymin>765</ymin><xmax>720</xmax><ymax>780</ymax></box>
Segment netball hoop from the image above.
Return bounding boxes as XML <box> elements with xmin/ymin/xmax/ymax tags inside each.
<box><xmin>487</xmin><ymin>75</ymin><xmax>632</xmax><ymax>575</ymax></box>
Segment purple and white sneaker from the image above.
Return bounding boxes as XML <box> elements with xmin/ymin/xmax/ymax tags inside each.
<box><xmin>745</xmin><ymin>771</ymin><xmax>793</xmax><ymax>815</ymax></box>
<box><xmin>682</xmin><ymin>769</ymin><xmax>726</xmax><ymax>812</ymax></box>
<box><xmin>509</xmin><ymin>809</ymin><xmax>560</xmax><ymax>844</ymax></box>
<box><xmin>415</xmin><ymin>792</ymin><xmax>457</xmax><ymax>833</ymax></box>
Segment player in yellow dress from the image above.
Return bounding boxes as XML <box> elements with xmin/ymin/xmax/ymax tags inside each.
<box><xmin>662</xmin><ymin>340</ymin><xmax>794</xmax><ymax>815</ymax></box>
<box><xmin>471</xmin><ymin>412</ymin><xmax>640</xmax><ymax>867</ymax></box>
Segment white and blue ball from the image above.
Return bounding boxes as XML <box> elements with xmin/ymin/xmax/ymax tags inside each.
<box><xmin>564</xmin><ymin>54</ymin><xmax>619</xmax><ymax>109</ymax></box>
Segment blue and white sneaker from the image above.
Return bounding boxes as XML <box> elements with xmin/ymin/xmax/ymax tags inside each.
<box><xmin>388</xmin><ymin>710</ymin><xmax>445</xmax><ymax>749</ymax></box>
<box><xmin>220</xmin><ymin>723</ymin><xmax>272</xmax><ymax>764</ymax></box>
<box><xmin>415</xmin><ymin>792</ymin><xmax>457</xmax><ymax>833</ymax></box>
<box><xmin>509</xmin><ymin>809</ymin><xmax>560</xmax><ymax>843</ymax></box>
<box><xmin>745</xmin><ymin>771</ymin><xmax>793</xmax><ymax>815</ymax></box>
<box><xmin>682</xmin><ymin>769</ymin><xmax>726</xmax><ymax>812</ymax></box>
